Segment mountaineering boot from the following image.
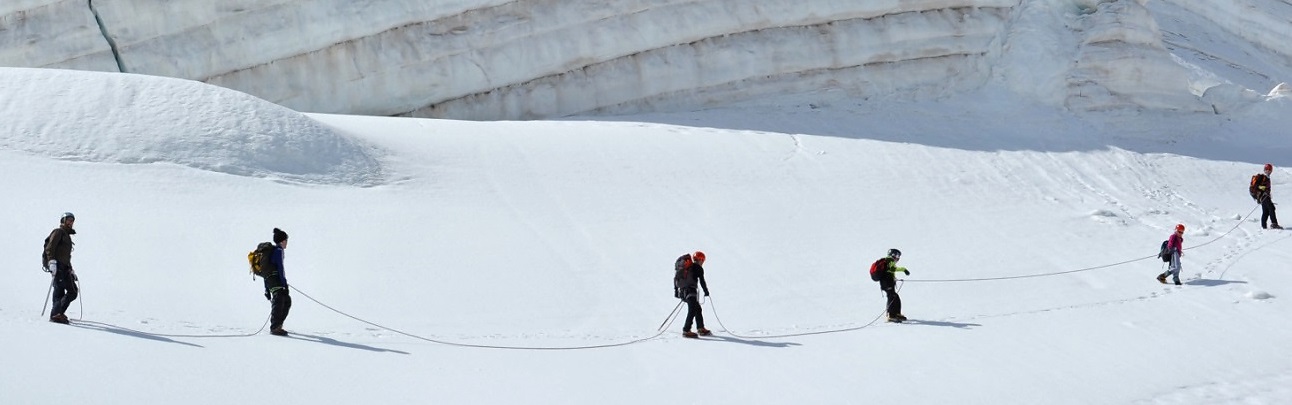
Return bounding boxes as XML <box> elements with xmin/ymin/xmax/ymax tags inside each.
<box><xmin>682</xmin><ymin>331</ymin><xmax>699</xmax><ymax>339</ymax></box>
<box><xmin>270</xmin><ymin>328</ymin><xmax>288</xmax><ymax>336</ymax></box>
<box><xmin>887</xmin><ymin>315</ymin><xmax>904</xmax><ymax>323</ymax></box>
<box><xmin>49</xmin><ymin>313</ymin><xmax>69</xmax><ymax>324</ymax></box>
<box><xmin>894</xmin><ymin>314</ymin><xmax>908</xmax><ymax>321</ymax></box>
<box><xmin>1174</xmin><ymin>280</ymin><xmax>1182</xmax><ymax>286</ymax></box>
<box><xmin>1273</xmin><ymin>224</ymin><xmax>1284</xmax><ymax>230</ymax></box>
<box><xmin>698</xmin><ymin>328</ymin><xmax>712</xmax><ymax>336</ymax></box>
<box><xmin>1156</xmin><ymin>274</ymin><xmax>1167</xmax><ymax>284</ymax></box>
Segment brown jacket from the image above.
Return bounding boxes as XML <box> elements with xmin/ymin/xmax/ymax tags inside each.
<box><xmin>1251</xmin><ymin>173</ymin><xmax>1272</xmax><ymax>201</ymax></box>
<box><xmin>44</xmin><ymin>225</ymin><xmax>75</xmax><ymax>270</ymax></box>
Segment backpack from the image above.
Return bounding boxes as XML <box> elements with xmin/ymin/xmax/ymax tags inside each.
<box><xmin>1250</xmin><ymin>174</ymin><xmax>1262</xmax><ymax>199</ymax></box>
<box><xmin>247</xmin><ymin>242</ymin><xmax>275</xmax><ymax>279</ymax></box>
<box><xmin>673</xmin><ymin>254</ymin><xmax>693</xmax><ymax>298</ymax></box>
<box><xmin>1157</xmin><ymin>240</ymin><xmax>1171</xmax><ymax>263</ymax></box>
<box><xmin>41</xmin><ymin>235</ymin><xmax>50</xmax><ymax>270</ymax></box>
<box><xmin>869</xmin><ymin>258</ymin><xmax>888</xmax><ymax>281</ymax></box>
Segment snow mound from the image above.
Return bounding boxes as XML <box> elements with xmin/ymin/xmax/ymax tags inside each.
<box><xmin>1246</xmin><ymin>291</ymin><xmax>1274</xmax><ymax>300</ymax></box>
<box><xmin>1268</xmin><ymin>83</ymin><xmax>1292</xmax><ymax>99</ymax></box>
<box><xmin>0</xmin><ymin>68</ymin><xmax>382</xmax><ymax>186</ymax></box>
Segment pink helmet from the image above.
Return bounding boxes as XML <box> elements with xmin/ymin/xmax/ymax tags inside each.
<box><xmin>1175</xmin><ymin>224</ymin><xmax>1185</xmax><ymax>233</ymax></box>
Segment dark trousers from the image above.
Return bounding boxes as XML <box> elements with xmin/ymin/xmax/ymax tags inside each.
<box><xmin>50</xmin><ymin>269</ymin><xmax>78</xmax><ymax>316</ymax></box>
<box><xmin>270</xmin><ymin>289</ymin><xmax>292</xmax><ymax>330</ymax></box>
<box><xmin>1261</xmin><ymin>198</ymin><xmax>1279</xmax><ymax>228</ymax></box>
<box><xmin>883</xmin><ymin>287</ymin><xmax>902</xmax><ymax>317</ymax></box>
<box><xmin>681</xmin><ymin>289</ymin><xmax>705</xmax><ymax>331</ymax></box>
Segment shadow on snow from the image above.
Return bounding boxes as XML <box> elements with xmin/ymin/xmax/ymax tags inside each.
<box><xmin>1187</xmin><ymin>278</ymin><xmax>1249</xmax><ymax>287</ymax></box>
<box><xmin>901</xmin><ymin>319</ymin><xmax>981</xmax><ymax>329</ymax></box>
<box><xmin>700</xmin><ymin>334</ymin><xmax>802</xmax><ymax>348</ymax></box>
<box><xmin>285</xmin><ymin>332</ymin><xmax>411</xmax><ymax>354</ymax></box>
<box><xmin>69</xmin><ymin>320</ymin><xmax>204</xmax><ymax>348</ymax></box>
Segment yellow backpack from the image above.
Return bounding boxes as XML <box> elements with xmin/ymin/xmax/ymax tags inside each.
<box><xmin>247</xmin><ymin>242</ymin><xmax>275</xmax><ymax>279</ymax></box>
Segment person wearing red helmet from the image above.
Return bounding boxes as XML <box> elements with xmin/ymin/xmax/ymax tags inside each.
<box><xmin>673</xmin><ymin>251</ymin><xmax>711</xmax><ymax>338</ymax></box>
<box><xmin>1157</xmin><ymin>224</ymin><xmax>1185</xmax><ymax>285</ymax></box>
<box><xmin>1250</xmin><ymin>164</ymin><xmax>1281</xmax><ymax>229</ymax></box>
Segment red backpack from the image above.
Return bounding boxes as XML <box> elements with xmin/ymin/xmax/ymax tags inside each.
<box><xmin>869</xmin><ymin>258</ymin><xmax>890</xmax><ymax>281</ymax></box>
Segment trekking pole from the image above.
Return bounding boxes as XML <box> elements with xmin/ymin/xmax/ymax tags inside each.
<box><xmin>40</xmin><ymin>276</ymin><xmax>53</xmax><ymax>316</ymax></box>
<box><xmin>658</xmin><ymin>300</ymin><xmax>684</xmax><ymax>331</ymax></box>
<box><xmin>75</xmin><ymin>279</ymin><xmax>82</xmax><ymax>320</ymax></box>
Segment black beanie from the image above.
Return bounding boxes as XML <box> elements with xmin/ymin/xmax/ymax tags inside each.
<box><xmin>273</xmin><ymin>228</ymin><xmax>289</xmax><ymax>243</ymax></box>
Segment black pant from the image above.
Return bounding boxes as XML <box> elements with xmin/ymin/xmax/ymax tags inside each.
<box><xmin>680</xmin><ymin>289</ymin><xmax>705</xmax><ymax>331</ymax></box>
<box><xmin>270</xmin><ymin>289</ymin><xmax>292</xmax><ymax>330</ymax></box>
<box><xmin>883</xmin><ymin>287</ymin><xmax>902</xmax><ymax>317</ymax></box>
<box><xmin>50</xmin><ymin>269</ymin><xmax>78</xmax><ymax>317</ymax></box>
<box><xmin>1261</xmin><ymin>197</ymin><xmax>1279</xmax><ymax>228</ymax></box>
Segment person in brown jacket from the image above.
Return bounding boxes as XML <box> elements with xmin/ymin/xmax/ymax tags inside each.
<box><xmin>1250</xmin><ymin>164</ymin><xmax>1281</xmax><ymax>229</ymax></box>
<box><xmin>43</xmin><ymin>212</ymin><xmax>78</xmax><ymax>324</ymax></box>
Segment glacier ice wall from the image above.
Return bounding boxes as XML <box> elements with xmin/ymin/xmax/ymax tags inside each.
<box><xmin>0</xmin><ymin>0</ymin><xmax>1272</xmax><ymax>119</ymax></box>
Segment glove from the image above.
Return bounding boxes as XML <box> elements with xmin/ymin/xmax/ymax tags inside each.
<box><xmin>704</xmin><ymin>290</ymin><xmax>710</xmax><ymax>297</ymax></box>
<box><xmin>46</xmin><ymin>260</ymin><xmax>57</xmax><ymax>273</ymax></box>
<box><xmin>264</xmin><ymin>291</ymin><xmax>272</xmax><ymax>301</ymax></box>
<box><xmin>898</xmin><ymin>267</ymin><xmax>909</xmax><ymax>276</ymax></box>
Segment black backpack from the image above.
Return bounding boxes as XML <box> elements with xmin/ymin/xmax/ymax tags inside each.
<box><xmin>673</xmin><ymin>254</ymin><xmax>692</xmax><ymax>298</ymax></box>
<box><xmin>41</xmin><ymin>235</ymin><xmax>50</xmax><ymax>270</ymax></box>
<box><xmin>1157</xmin><ymin>240</ymin><xmax>1171</xmax><ymax>263</ymax></box>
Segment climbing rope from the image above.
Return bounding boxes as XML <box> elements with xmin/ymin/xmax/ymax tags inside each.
<box><xmin>30</xmin><ymin>205</ymin><xmax>1272</xmax><ymax>346</ymax></box>
<box><xmin>291</xmin><ymin>285</ymin><xmax>682</xmax><ymax>350</ymax></box>
<box><xmin>904</xmin><ymin>204</ymin><xmax>1261</xmax><ymax>283</ymax></box>
<box><xmin>706</xmin><ymin>282</ymin><xmax>902</xmax><ymax>339</ymax></box>
<box><xmin>58</xmin><ymin>279</ymin><xmax>269</xmax><ymax>338</ymax></box>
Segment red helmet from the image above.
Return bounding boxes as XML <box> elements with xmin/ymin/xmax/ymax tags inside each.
<box><xmin>1175</xmin><ymin>224</ymin><xmax>1185</xmax><ymax>233</ymax></box>
<box><xmin>692</xmin><ymin>251</ymin><xmax>706</xmax><ymax>264</ymax></box>
<box><xmin>1265</xmin><ymin>163</ymin><xmax>1274</xmax><ymax>172</ymax></box>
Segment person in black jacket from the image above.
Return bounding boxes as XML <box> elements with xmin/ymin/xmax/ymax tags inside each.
<box><xmin>263</xmin><ymin>228</ymin><xmax>292</xmax><ymax>336</ymax></box>
<box><xmin>673</xmin><ymin>251</ymin><xmax>711</xmax><ymax>338</ymax></box>
<box><xmin>1250</xmin><ymin>164</ymin><xmax>1281</xmax><ymax>229</ymax></box>
<box><xmin>43</xmin><ymin>212</ymin><xmax>78</xmax><ymax>324</ymax></box>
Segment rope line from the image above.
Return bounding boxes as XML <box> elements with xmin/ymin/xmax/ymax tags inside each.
<box><xmin>905</xmin><ymin>204</ymin><xmax>1261</xmax><ymax>283</ymax></box>
<box><xmin>29</xmin><ymin>204</ymin><xmax>1271</xmax><ymax>347</ymax></box>
<box><xmin>1216</xmin><ymin>231</ymin><xmax>1292</xmax><ymax>280</ymax></box>
<box><xmin>48</xmin><ymin>279</ymin><xmax>273</xmax><ymax>338</ymax></box>
<box><xmin>706</xmin><ymin>282</ymin><xmax>902</xmax><ymax>339</ymax></box>
<box><xmin>290</xmin><ymin>285</ymin><xmax>679</xmax><ymax>350</ymax></box>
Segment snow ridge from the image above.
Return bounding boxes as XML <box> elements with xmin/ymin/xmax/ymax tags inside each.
<box><xmin>0</xmin><ymin>68</ymin><xmax>383</xmax><ymax>186</ymax></box>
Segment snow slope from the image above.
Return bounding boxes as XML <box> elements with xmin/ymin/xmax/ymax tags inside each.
<box><xmin>2</xmin><ymin>0</ymin><xmax>1292</xmax><ymax>403</ymax></box>
<box><xmin>2</xmin><ymin>63</ymin><xmax>1292</xmax><ymax>404</ymax></box>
